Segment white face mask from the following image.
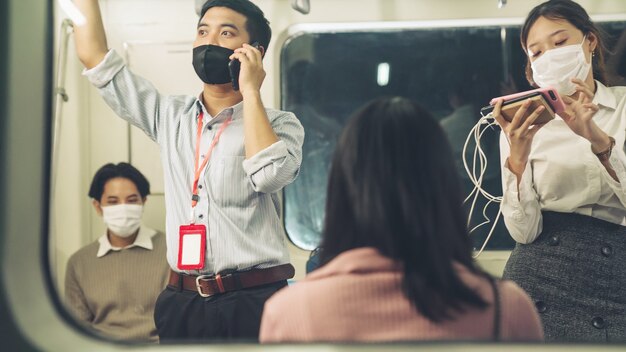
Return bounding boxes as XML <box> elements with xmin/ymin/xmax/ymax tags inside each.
<box><xmin>530</xmin><ymin>36</ymin><xmax>591</xmax><ymax>96</ymax></box>
<box><xmin>102</xmin><ymin>204</ymin><xmax>143</xmax><ymax>238</ymax></box>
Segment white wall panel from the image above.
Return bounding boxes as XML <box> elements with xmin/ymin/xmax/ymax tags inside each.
<box><xmin>124</xmin><ymin>40</ymin><xmax>198</xmax><ymax>194</ymax></box>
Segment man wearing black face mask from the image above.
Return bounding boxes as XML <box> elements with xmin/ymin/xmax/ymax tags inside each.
<box><xmin>193</xmin><ymin>45</ymin><xmax>237</xmax><ymax>85</ymax></box>
<box><xmin>73</xmin><ymin>0</ymin><xmax>304</xmax><ymax>342</ymax></box>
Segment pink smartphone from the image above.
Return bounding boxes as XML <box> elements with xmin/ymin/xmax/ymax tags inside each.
<box><xmin>481</xmin><ymin>87</ymin><xmax>565</xmax><ymax>125</ymax></box>
<box><xmin>490</xmin><ymin>87</ymin><xmax>565</xmax><ymax>113</ymax></box>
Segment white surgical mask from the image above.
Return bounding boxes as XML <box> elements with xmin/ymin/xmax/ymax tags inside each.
<box><xmin>530</xmin><ymin>36</ymin><xmax>591</xmax><ymax>96</ymax></box>
<box><xmin>102</xmin><ymin>204</ymin><xmax>143</xmax><ymax>238</ymax></box>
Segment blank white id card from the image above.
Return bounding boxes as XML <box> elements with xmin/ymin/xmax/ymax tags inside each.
<box><xmin>177</xmin><ymin>224</ymin><xmax>206</xmax><ymax>270</ymax></box>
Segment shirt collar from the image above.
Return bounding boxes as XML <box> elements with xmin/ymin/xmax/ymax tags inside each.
<box><xmin>306</xmin><ymin>248</ymin><xmax>474</xmax><ymax>284</ymax></box>
<box><xmin>306</xmin><ymin>247</ymin><xmax>402</xmax><ymax>281</ymax></box>
<box><xmin>96</xmin><ymin>226</ymin><xmax>157</xmax><ymax>258</ymax></box>
<box><xmin>593</xmin><ymin>80</ymin><xmax>617</xmax><ymax>110</ymax></box>
<box><xmin>194</xmin><ymin>95</ymin><xmax>244</xmax><ymax>125</ymax></box>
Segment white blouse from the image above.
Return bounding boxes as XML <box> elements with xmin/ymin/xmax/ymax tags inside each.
<box><xmin>500</xmin><ymin>81</ymin><xmax>626</xmax><ymax>244</ymax></box>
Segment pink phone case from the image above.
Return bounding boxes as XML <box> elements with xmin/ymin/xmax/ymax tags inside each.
<box><xmin>490</xmin><ymin>87</ymin><xmax>565</xmax><ymax>114</ymax></box>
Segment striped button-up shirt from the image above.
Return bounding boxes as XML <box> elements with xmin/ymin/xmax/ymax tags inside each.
<box><xmin>84</xmin><ymin>50</ymin><xmax>304</xmax><ymax>274</ymax></box>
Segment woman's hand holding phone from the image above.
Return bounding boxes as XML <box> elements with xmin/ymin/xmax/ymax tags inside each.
<box><xmin>493</xmin><ymin>98</ymin><xmax>548</xmax><ymax>182</ymax></box>
<box><xmin>482</xmin><ymin>87</ymin><xmax>565</xmax><ymax>125</ymax></box>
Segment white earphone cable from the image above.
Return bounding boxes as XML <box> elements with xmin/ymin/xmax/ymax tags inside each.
<box><xmin>462</xmin><ymin>112</ymin><xmax>504</xmax><ymax>258</ymax></box>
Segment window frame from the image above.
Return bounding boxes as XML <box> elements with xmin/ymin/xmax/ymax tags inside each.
<box><xmin>279</xmin><ymin>15</ymin><xmax>626</xmax><ymax>254</ymax></box>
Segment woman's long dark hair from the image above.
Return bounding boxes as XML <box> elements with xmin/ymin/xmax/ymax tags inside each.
<box><xmin>521</xmin><ymin>0</ymin><xmax>609</xmax><ymax>86</ymax></box>
<box><xmin>320</xmin><ymin>97</ymin><xmax>488</xmax><ymax>322</ymax></box>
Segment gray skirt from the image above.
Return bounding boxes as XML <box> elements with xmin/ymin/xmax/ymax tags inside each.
<box><xmin>503</xmin><ymin>211</ymin><xmax>626</xmax><ymax>342</ymax></box>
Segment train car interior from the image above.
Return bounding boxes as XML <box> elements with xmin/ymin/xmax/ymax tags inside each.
<box><xmin>1</xmin><ymin>0</ymin><xmax>626</xmax><ymax>350</ymax></box>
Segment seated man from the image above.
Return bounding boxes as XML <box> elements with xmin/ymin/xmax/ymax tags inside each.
<box><xmin>64</xmin><ymin>162</ymin><xmax>169</xmax><ymax>342</ymax></box>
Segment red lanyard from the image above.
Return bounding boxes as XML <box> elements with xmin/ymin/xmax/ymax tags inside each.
<box><xmin>191</xmin><ymin>111</ymin><xmax>232</xmax><ymax>208</ymax></box>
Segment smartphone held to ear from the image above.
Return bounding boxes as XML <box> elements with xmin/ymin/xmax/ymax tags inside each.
<box><xmin>228</xmin><ymin>42</ymin><xmax>260</xmax><ymax>91</ymax></box>
<box><xmin>481</xmin><ymin>87</ymin><xmax>565</xmax><ymax>125</ymax></box>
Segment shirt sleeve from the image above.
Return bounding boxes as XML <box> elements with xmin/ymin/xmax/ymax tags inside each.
<box><xmin>242</xmin><ymin>111</ymin><xmax>304</xmax><ymax>193</ymax></box>
<box><xmin>82</xmin><ymin>49</ymin><xmax>165</xmax><ymax>142</ymax></box>
<box><xmin>64</xmin><ymin>256</ymin><xmax>94</xmax><ymax>323</ymax></box>
<box><xmin>499</xmin><ymin>133</ymin><xmax>543</xmax><ymax>244</ymax></box>
<box><xmin>259</xmin><ymin>300</ymin><xmax>280</xmax><ymax>342</ymax></box>
<box><xmin>597</xmin><ymin>146</ymin><xmax>626</xmax><ymax>207</ymax></box>
<box><xmin>499</xmin><ymin>280</ymin><xmax>544</xmax><ymax>341</ymax></box>
<box><xmin>259</xmin><ymin>287</ymin><xmax>310</xmax><ymax>343</ymax></box>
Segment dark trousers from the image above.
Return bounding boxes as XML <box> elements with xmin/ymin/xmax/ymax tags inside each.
<box><xmin>154</xmin><ymin>280</ymin><xmax>287</xmax><ymax>343</ymax></box>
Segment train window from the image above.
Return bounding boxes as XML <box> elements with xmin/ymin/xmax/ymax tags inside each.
<box><xmin>281</xmin><ymin>20</ymin><xmax>626</xmax><ymax>251</ymax></box>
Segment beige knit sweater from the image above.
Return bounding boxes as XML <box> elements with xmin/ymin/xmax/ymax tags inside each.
<box><xmin>64</xmin><ymin>229</ymin><xmax>169</xmax><ymax>342</ymax></box>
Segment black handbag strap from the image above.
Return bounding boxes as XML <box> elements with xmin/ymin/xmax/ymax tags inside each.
<box><xmin>488</xmin><ymin>276</ymin><xmax>501</xmax><ymax>341</ymax></box>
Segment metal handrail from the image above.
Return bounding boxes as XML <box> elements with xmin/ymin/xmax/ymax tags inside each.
<box><xmin>292</xmin><ymin>0</ymin><xmax>310</xmax><ymax>15</ymax></box>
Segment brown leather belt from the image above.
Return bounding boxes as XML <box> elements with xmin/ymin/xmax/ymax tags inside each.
<box><xmin>168</xmin><ymin>264</ymin><xmax>295</xmax><ymax>297</ymax></box>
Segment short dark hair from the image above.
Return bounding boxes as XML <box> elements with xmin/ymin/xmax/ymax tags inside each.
<box><xmin>200</xmin><ymin>0</ymin><xmax>271</xmax><ymax>51</ymax></box>
<box><xmin>320</xmin><ymin>97</ymin><xmax>488</xmax><ymax>322</ymax></box>
<box><xmin>88</xmin><ymin>163</ymin><xmax>150</xmax><ymax>201</ymax></box>
<box><xmin>521</xmin><ymin>0</ymin><xmax>609</xmax><ymax>86</ymax></box>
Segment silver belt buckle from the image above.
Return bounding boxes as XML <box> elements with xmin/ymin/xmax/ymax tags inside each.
<box><xmin>195</xmin><ymin>275</ymin><xmax>212</xmax><ymax>297</ymax></box>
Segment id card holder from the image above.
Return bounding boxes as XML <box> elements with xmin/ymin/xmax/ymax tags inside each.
<box><xmin>177</xmin><ymin>224</ymin><xmax>206</xmax><ymax>270</ymax></box>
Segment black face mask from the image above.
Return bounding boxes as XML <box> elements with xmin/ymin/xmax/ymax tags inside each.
<box><xmin>192</xmin><ymin>44</ymin><xmax>234</xmax><ymax>85</ymax></box>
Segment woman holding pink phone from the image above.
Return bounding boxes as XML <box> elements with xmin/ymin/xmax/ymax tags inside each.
<box><xmin>493</xmin><ymin>0</ymin><xmax>626</xmax><ymax>342</ymax></box>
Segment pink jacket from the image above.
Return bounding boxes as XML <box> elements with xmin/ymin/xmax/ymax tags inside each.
<box><xmin>260</xmin><ymin>247</ymin><xmax>543</xmax><ymax>342</ymax></box>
